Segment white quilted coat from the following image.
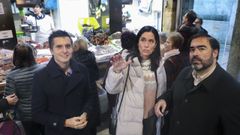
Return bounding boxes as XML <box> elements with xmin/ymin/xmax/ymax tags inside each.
<box><xmin>105</xmin><ymin>50</ymin><xmax>166</xmax><ymax>135</ymax></box>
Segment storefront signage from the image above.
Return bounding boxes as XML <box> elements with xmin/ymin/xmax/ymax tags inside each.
<box><xmin>0</xmin><ymin>30</ymin><xmax>13</xmax><ymax>40</ymax></box>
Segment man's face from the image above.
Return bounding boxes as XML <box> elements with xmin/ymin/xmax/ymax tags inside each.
<box><xmin>50</xmin><ymin>37</ymin><xmax>73</xmax><ymax>67</ymax></box>
<box><xmin>33</xmin><ymin>5</ymin><xmax>42</xmax><ymax>15</ymax></box>
<box><xmin>194</xmin><ymin>18</ymin><xmax>201</xmax><ymax>28</ymax></box>
<box><xmin>189</xmin><ymin>37</ymin><xmax>218</xmax><ymax>72</ymax></box>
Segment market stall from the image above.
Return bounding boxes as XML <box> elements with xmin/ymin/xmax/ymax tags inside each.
<box><xmin>0</xmin><ymin>42</ymin><xmax>119</xmax><ymax>116</ymax></box>
<box><xmin>0</xmin><ymin>49</ymin><xmax>14</xmax><ymax>91</ymax></box>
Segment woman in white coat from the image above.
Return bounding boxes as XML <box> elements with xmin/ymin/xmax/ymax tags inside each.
<box><xmin>105</xmin><ymin>26</ymin><xmax>166</xmax><ymax>135</ymax></box>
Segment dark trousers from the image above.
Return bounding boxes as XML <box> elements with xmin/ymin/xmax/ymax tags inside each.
<box><xmin>22</xmin><ymin>121</ymin><xmax>44</xmax><ymax>135</ymax></box>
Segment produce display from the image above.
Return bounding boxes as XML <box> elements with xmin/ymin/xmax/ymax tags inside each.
<box><xmin>0</xmin><ymin>49</ymin><xmax>13</xmax><ymax>83</ymax></box>
<box><xmin>90</xmin><ymin>33</ymin><xmax>109</xmax><ymax>45</ymax></box>
<box><xmin>0</xmin><ymin>31</ymin><xmax>123</xmax><ymax>83</ymax></box>
<box><xmin>35</xmin><ymin>49</ymin><xmax>51</xmax><ymax>64</ymax></box>
<box><xmin>89</xmin><ymin>39</ymin><xmax>122</xmax><ymax>63</ymax></box>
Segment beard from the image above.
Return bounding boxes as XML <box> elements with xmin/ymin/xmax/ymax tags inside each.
<box><xmin>190</xmin><ymin>54</ymin><xmax>214</xmax><ymax>72</ymax></box>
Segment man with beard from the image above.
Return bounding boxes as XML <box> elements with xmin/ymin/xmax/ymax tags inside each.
<box><xmin>154</xmin><ymin>33</ymin><xmax>240</xmax><ymax>135</ymax></box>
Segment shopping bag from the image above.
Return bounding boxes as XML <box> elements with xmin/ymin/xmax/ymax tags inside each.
<box><xmin>143</xmin><ymin>114</ymin><xmax>157</xmax><ymax>135</ymax></box>
<box><xmin>0</xmin><ymin>120</ymin><xmax>22</xmax><ymax>135</ymax></box>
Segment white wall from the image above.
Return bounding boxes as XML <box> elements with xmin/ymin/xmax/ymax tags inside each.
<box><xmin>124</xmin><ymin>0</ymin><xmax>163</xmax><ymax>31</ymax></box>
<box><xmin>54</xmin><ymin>0</ymin><xmax>89</xmax><ymax>35</ymax></box>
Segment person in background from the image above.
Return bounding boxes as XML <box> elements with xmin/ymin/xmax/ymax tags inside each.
<box><xmin>100</xmin><ymin>30</ymin><xmax>137</xmax><ymax>109</ymax></box>
<box><xmin>72</xmin><ymin>38</ymin><xmax>100</xmax><ymax>135</ymax></box>
<box><xmin>105</xmin><ymin>26</ymin><xmax>165</xmax><ymax>135</ymax></box>
<box><xmin>159</xmin><ymin>32</ymin><xmax>185</xmax><ymax>135</ymax></box>
<box><xmin>162</xmin><ymin>32</ymin><xmax>185</xmax><ymax>91</ymax></box>
<box><xmin>159</xmin><ymin>32</ymin><xmax>167</xmax><ymax>57</ymax></box>
<box><xmin>155</xmin><ymin>34</ymin><xmax>240</xmax><ymax>135</ymax></box>
<box><xmin>102</xmin><ymin>30</ymin><xmax>136</xmax><ymax>86</ymax></box>
<box><xmin>73</xmin><ymin>38</ymin><xmax>99</xmax><ymax>82</ymax></box>
<box><xmin>4</xmin><ymin>44</ymin><xmax>45</xmax><ymax>135</ymax></box>
<box><xmin>194</xmin><ymin>17</ymin><xmax>208</xmax><ymax>34</ymax></box>
<box><xmin>106</xmin><ymin>30</ymin><xmax>137</xmax><ymax>135</ymax></box>
<box><xmin>24</xmin><ymin>2</ymin><xmax>54</xmax><ymax>46</ymax></box>
<box><xmin>32</xmin><ymin>30</ymin><xmax>100</xmax><ymax>135</ymax></box>
<box><xmin>177</xmin><ymin>10</ymin><xmax>198</xmax><ymax>61</ymax></box>
<box><xmin>120</xmin><ymin>31</ymin><xmax>137</xmax><ymax>54</ymax></box>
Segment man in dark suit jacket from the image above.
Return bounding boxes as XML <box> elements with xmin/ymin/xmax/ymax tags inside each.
<box><xmin>177</xmin><ymin>10</ymin><xmax>199</xmax><ymax>55</ymax></box>
<box><xmin>194</xmin><ymin>17</ymin><xmax>208</xmax><ymax>35</ymax></box>
<box><xmin>32</xmin><ymin>30</ymin><xmax>100</xmax><ymax>135</ymax></box>
<box><xmin>177</xmin><ymin>10</ymin><xmax>199</xmax><ymax>67</ymax></box>
<box><xmin>155</xmin><ymin>33</ymin><xmax>240</xmax><ymax>135</ymax></box>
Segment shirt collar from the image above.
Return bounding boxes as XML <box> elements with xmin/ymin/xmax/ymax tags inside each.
<box><xmin>192</xmin><ymin>63</ymin><xmax>217</xmax><ymax>86</ymax></box>
<box><xmin>65</xmin><ymin>67</ymin><xmax>73</xmax><ymax>76</ymax></box>
<box><xmin>47</xmin><ymin>58</ymin><xmax>80</xmax><ymax>78</ymax></box>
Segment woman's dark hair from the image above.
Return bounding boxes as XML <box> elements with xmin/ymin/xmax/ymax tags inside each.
<box><xmin>121</xmin><ymin>31</ymin><xmax>137</xmax><ymax>51</ymax></box>
<box><xmin>35</xmin><ymin>2</ymin><xmax>44</xmax><ymax>8</ymax></box>
<box><xmin>132</xmin><ymin>26</ymin><xmax>161</xmax><ymax>71</ymax></box>
<box><xmin>13</xmin><ymin>43</ymin><xmax>36</xmax><ymax>68</ymax></box>
<box><xmin>48</xmin><ymin>30</ymin><xmax>73</xmax><ymax>49</ymax></box>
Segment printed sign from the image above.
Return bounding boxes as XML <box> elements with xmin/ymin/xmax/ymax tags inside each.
<box><xmin>0</xmin><ymin>30</ymin><xmax>13</xmax><ymax>40</ymax></box>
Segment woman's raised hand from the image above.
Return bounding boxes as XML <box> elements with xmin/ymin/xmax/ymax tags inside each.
<box><xmin>111</xmin><ymin>54</ymin><xmax>132</xmax><ymax>73</ymax></box>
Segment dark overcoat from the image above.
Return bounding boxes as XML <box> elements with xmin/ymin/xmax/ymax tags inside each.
<box><xmin>73</xmin><ymin>49</ymin><xmax>99</xmax><ymax>82</ymax></box>
<box><xmin>164</xmin><ymin>54</ymin><xmax>185</xmax><ymax>90</ymax></box>
<box><xmin>32</xmin><ymin>58</ymin><xmax>100</xmax><ymax>135</ymax></box>
<box><xmin>160</xmin><ymin>64</ymin><xmax>240</xmax><ymax>135</ymax></box>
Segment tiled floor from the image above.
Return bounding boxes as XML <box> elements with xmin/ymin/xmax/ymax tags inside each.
<box><xmin>97</xmin><ymin>129</ymin><xmax>110</xmax><ymax>135</ymax></box>
<box><xmin>97</xmin><ymin>112</ymin><xmax>111</xmax><ymax>135</ymax></box>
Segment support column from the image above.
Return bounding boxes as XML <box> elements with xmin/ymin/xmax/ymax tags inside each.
<box><xmin>109</xmin><ymin>0</ymin><xmax>122</xmax><ymax>34</ymax></box>
<box><xmin>227</xmin><ymin>1</ymin><xmax>240</xmax><ymax>80</ymax></box>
